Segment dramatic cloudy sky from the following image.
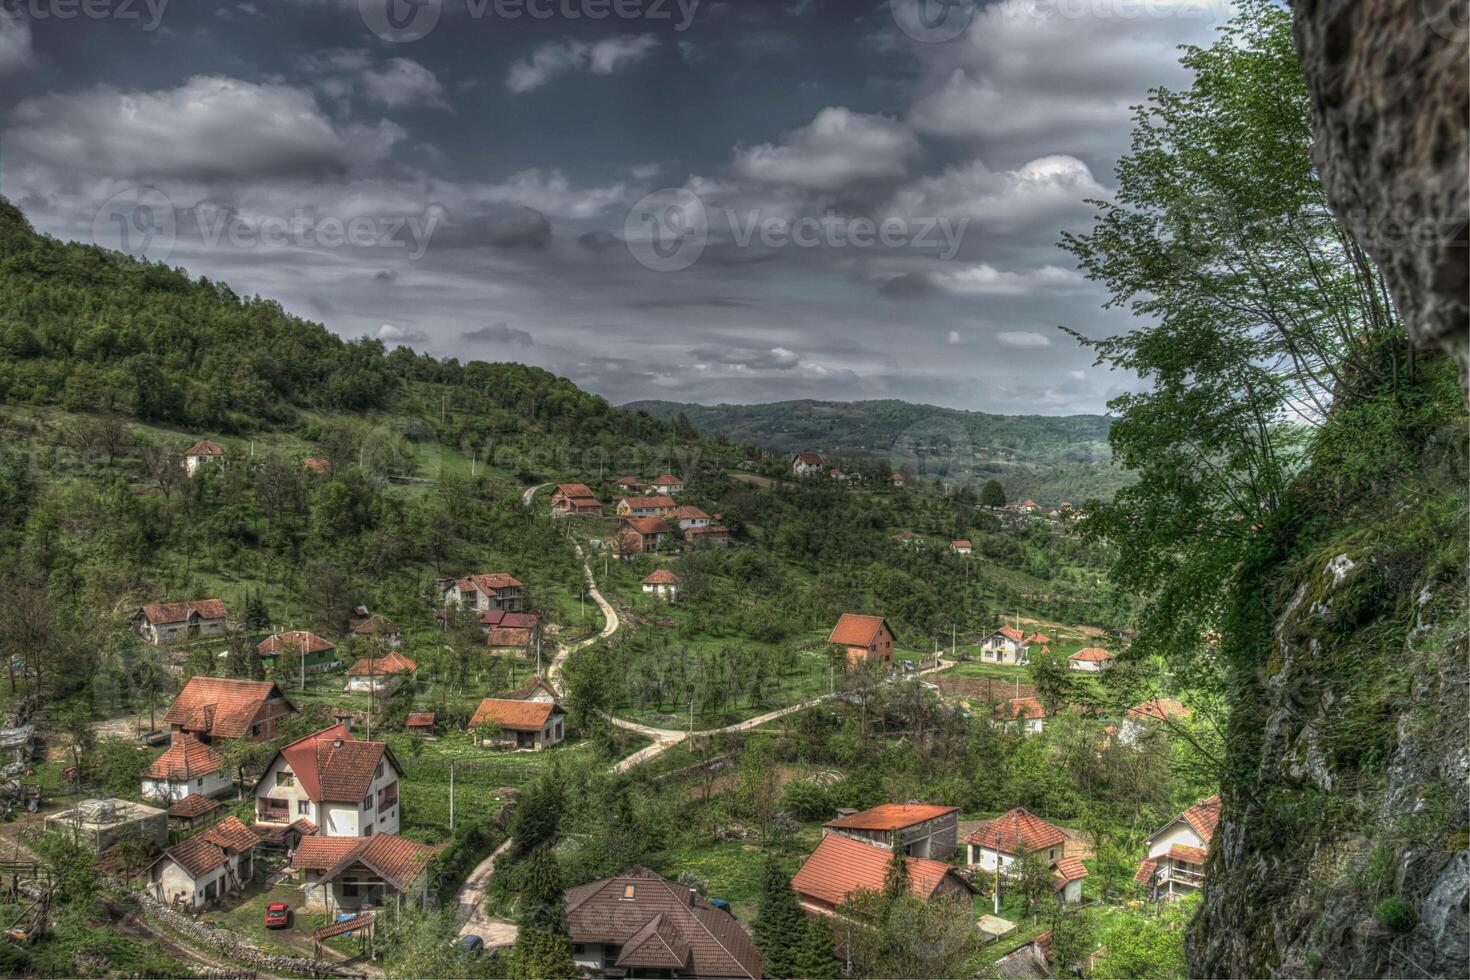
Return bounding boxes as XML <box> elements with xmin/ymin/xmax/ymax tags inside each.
<box><xmin>0</xmin><ymin>0</ymin><xmax>1231</xmax><ymax>413</ymax></box>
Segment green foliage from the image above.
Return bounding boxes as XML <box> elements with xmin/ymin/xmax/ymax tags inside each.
<box><xmin>795</xmin><ymin>915</ymin><xmax>841</xmax><ymax>979</ymax></box>
<box><xmin>881</xmin><ymin>846</ymin><xmax>910</xmax><ymax>903</ymax></box>
<box><xmin>778</xmin><ymin>778</ymin><xmax>832</xmax><ymax>822</ymax></box>
<box><xmin>832</xmin><ymin>891</ymin><xmax>981</xmax><ymax>979</ymax></box>
<box><xmin>516</xmin><ymin>846</ymin><xmax>569</xmax><ymax>936</ymax></box>
<box><xmin>1375</xmin><ymin>896</ymin><xmax>1418</xmax><ymax>933</ymax></box>
<box><xmin>30</xmin><ymin>830</ymin><xmax>100</xmax><ymax>904</ymax></box>
<box><xmin>1091</xmin><ymin>895</ymin><xmax>1197</xmax><ymax>979</ymax></box>
<box><xmin>89</xmin><ymin>737</ymin><xmax>149</xmax><ymax>797</ymax></box>
<box><xmin>753</xmin><ymin>855</ymin><xmax>807</xmax><ymax>979</ymax></box>
<box><xmin>979</xmin><ymin>479</ymin><xmax>1007</xmax><ymax>508</ymax></box>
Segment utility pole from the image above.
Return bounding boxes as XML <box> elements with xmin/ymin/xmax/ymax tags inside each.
<box><xmin>449</xmin><ymin>759</ymin><xmax>456</xmax><ymax>832</ymax></box>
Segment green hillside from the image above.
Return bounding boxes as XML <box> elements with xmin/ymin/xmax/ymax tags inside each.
<box><xmin>624</xmin><ymin>398</ymin><xmax>1130</xmax><ymax>504</ymax></box>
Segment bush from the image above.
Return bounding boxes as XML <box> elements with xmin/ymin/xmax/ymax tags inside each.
<box><xmin>1375</xmin><ymin>896</ymin><xmax>1417</xmax><ymax>933</ymax></box>
<box><xmin>779</xmin><ymin>780</ymin><xmax>831</xmax><ymax>822</ymax></box>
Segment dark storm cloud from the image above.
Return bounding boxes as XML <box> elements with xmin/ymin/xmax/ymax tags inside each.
<box><xmin>0</xmin><ymin>0</ymin><xmax>1227</xmax><ymax>414</ymax></box>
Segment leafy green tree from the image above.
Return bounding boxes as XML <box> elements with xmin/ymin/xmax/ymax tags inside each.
<box><xmin>91</xmin><ymin>737</ymin><xmax>149</xmax><ymax>796</ymax></box>
<box><xmin>509</xmin><ymin>773</ymin><xmax>564</xmax><ymax>858</ymax></box>
<box><xmin>1046</xmin><ymin>899</ymin><xmax>1096</xmax><ymax>973</ymax></box>
<box><xmin>1015</xmin><ymin>853</ymin><xmax>1054</xmax><ymax>919</ymax></box>
<box><xmin>31</xmin><ymin>829</ymin><xmax>100</xmax><ymax>904</ymax></box>
<box><xmin>1028</xmin><ymin>645</ymin><xmax>1074</xmax><ymax>713</ymax></box>
<box><xmin>1091</xmin><ymin>896</ymin><xmax>1197</xmax><ymax>979</ymax></box>
<box><xmin>882</xmin><ymin>845</ymin><xmax>910</xmax><ymax>904</ymax></box>
<box><xmin>979</xmin><ymin>479</ymin><xmax>1006</xmax><ymax>508</ymax></box>
<box><xmin>508</xmin><ymin>846</ymin><xmax>577</xmax><ymax>978</ymax></box>
<box><xmin>753</xmin><ymin>856</ymin><xmax>805</xmax><ymax>979</ymax></box>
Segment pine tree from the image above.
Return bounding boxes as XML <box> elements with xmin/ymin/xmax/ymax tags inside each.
<box><xmin>510</xmin><ymin>846</ymin><xmax>577</xmax><ymax>979</ymax></box>
<box><xmin>980</xmin><ymin>479</ymin><xmax>1007</xmax><ymax>508</ymax></box>
<box><xmin>753</xmin><ymin>855</ymin><xmax>805</xmax><ymax>979</ymax></box>
<box><xmin>795</xmin><ymin>914</ymin><xmax>841</xmax><ymax>979</ymax></box>
<box><xmin>242</xmin><ymin>590</ymin><xmax>271</xmax><ymax>631</ymax></box>
<box><xmin>881</xmin><ymin>846</ymin><xmax>910</xmax><ymax>903</ymax></box>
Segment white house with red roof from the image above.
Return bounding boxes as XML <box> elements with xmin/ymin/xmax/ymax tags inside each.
<box><xmin>980</xmin><ymin>626</ymin><xmax>1029</xmax><ymax>665</ymax></box>
<box><xmin>967</xmin><ymin>807</ymin><xmax>1088</xmax><ymax>904</ymax></box>
<box><xmin>995</xmin><ymin>696</ymin><xmax>1048</xmax><ymax>736</ymax></box>
<box><xmin>1135</xmin><ymin>795</ymin><xmax>1219</xmax><ymax>900</ymax></box>
<box><xmin>293</xmin><ymin>833</ymin><xmax>436</xmax><ymax>914</ymax></box>
<box><xmin>1069</xmin><ymin>647</ymin><xmax>1115</xmax><ymax>672</ymax></box>
<box><xmin>182</xmin><ymin>439</ymin><xmax>226</xmax><ymax>476</ymax></box>
<box><xmin>470</xmin><ymin>698</ymin><xmax>566</xmax><ymax>750</ymax></box>
<box><xmin>642</xmin><ymin>569</ymin><xmax>683</xmax><ymax>600</ymax></box>
<box><xmin>674</xmin><ymin>505</ymin><xmax>713</xmax><ymax>531</ymax></box>
<box><xmin>551</xmin><ymin>483</ymin><xmax>603</xmax><ymax>516</ymax></box>
<box><xmin>253</xmin><ymin>725</ymin><xmax>403</xmax><ymax>837</ymax></box>
<box><xmin>141</xmin><ymin>733</ymin><xmax>230</xmax><ymax>803</ymax></box>
<box><xmin>346</xmin><ymin>651</ymin><xmax>417</xmax><ymax>693</ymax></box>
<box><xmin>1119</xmin><ymin>698</ymin><xmax>1193</xmax><ymax>745</ymax></box>
<box><xmin>647</xmin><ymin>474</ymin><xmax>684</xmax><ymax>495</ymax></box>
<box><xmin>823</xmin><ymin>803</ymin><xmax>959</xmax><ymax>860</ymax></box>
<box><xmin>148</xmin><ymin>816</ymin><xmax>258</xmax><ymax>909</ymax></box>
<box><xmin>950</xmin><ymin>539</ymin><xmax>973</xmax><ymax>555</ymax></box>
<box><xmin>792</xmin><ymin>451</ymin><xmax>825</xmax><ymax>477</ymax></box>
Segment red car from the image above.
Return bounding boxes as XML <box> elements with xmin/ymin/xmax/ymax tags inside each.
<box><xmin>265</xmin><ymin>903</ymin><xmax>290</xmax><ymax>929</ymax></box>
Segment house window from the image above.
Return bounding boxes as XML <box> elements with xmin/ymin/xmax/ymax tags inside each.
<box><xmin>363</xmin><ymin>795</ymin><xmax>373</xmax><ymax>810</ymax></box>
<box><xmin>251</xmin><ymin>724</ymin><xmax>261</xmax><ymax>736</ymax></box>
<box><xmin>1049</xmin><ymin>849</ymin><xmax>1056</xmax><ymax>861</ymax></box>
<box><xmin>196</xmin><ymin>778</ymin><xmax>204</xmax><ymax>787</ymax></box>
<box><xmin>298</xmin><ymin>800</ymin><xmax>310</xmax><ymax>815</ymax></box>
<box><xmin>375</xmin><ymin>762</ymin><xmax>384</xmax><ymax>780</ymax></box>
<box><xmin>277</xmin><ymin>772</ymin><xmax>295</xmax><ymax>787</ymax></box>
<box><xmin>379</xmin><ymin>783</ymin><xmax>398</xmax><ymax>809</ymax></box>
<box><xmin>622</xmin><ymin>885</ymin><xmax>636</xmax><ymax>900</ymax></box>
<box><xmin>343</xmin><ymin>882</ymin><xmax>359</xmax><ymax>898</ymax></box>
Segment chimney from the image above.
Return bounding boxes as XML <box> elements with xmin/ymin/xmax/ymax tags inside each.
<box><xmin>333</xmin><ymin>738</ymin><xmax>344</xmax><ymax>748</ymax></box>
<box><xmin>689</xmin><ymin>888</ymin><xmax>698</xmax><ymax>906</ymax></box>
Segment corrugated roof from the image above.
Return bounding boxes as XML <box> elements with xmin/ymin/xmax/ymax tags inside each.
<box><xmin>824</xmin><ymin>803</ymin><xmax>957</xmax><ymax>832</ymax></box>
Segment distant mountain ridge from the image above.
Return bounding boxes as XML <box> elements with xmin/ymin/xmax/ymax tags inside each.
<box><xmin>624</xmin><ymin>398</ymin><xmax>1129</xmax><ymax>503</ymax></box>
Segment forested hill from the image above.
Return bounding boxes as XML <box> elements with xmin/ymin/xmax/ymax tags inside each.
<box><xmin>625</xmin><ymin>397</ymin><xmax>1129</xmax><ymax>503</ymax></box>
<box><xmin>0</xmin><ymin>196</ymin><xmax>672</xmax><ymax>449</ymax></box>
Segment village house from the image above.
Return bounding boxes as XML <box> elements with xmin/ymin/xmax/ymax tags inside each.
<box><xmin>1119</xmin><ymin>698</ymin><xmax>1192</xmax><ymax>745</ymax></box>
<box><xmin>302</xmin><ymin>456</ymin><xmax>332</xmax><ymax>475</ymax></box>
<box><xmin>889</xmin><ymin>473</ymin><xmax>906</xmax><ymax>488</ymax></box>
<box><xmin>469</xmin><ymin>697</ymin><xmax>566</xmax><ymax>750</ymax></box>
<box><xmin>674</xmin><ymin>504</ymin><xmax>713</xmax><ymax>530</ymax></box>
<box><xmin>614</xmin><ymin>516</ymin><xmax>675</xmax><ymax>555</ymax></box>
<box><xmin>1020</xmin><ymin>499</ymin><xmax>1040</xmax><ymax>513</ymax></box>
<box><xmin>253</xmin><ymin>725</ymin><xmax>403</xmax><ymax>837</ymax></box>
<box><xmin>792</xmin><ymin>833</ymin><xmax>974</xmax><ymax>917</ymax></box>
<box><xmin>828</xmin><ymin>613</ymin><xmax>897</xmax><ymax>669</ymax></box>
<box><xmin>642</xmin><ymin>569</ymin><xmax>683</xmax><ymax>601</ymax></box>
<box><xmin>163</xmin><ymin>677</ymin><xmax>297</xmax><ymax>745</ymax></box>
<box><xmin>140</xmin><ymin>733</ymin><xmax>230</xmax><ymax>803</ymax></box>
<box><xmin>1069</xmin><ymin>647</ymin><xmax>1114</xmax><ymax>672</ymax></box>
<box><xmin>132</xmin><ymin>599</ymin><xmax>230</xmax><ymax>645</ymax></box>
<box><xmin>566</xmin><ymin>867</ymin><xmax>763</xmax><ymax>979</ymax></box>
<box><xmin>504</xmin><ymin>675</ymin><xmax>560</xmax><ymax>702</ymax></box>
<box><xmin>481</xmin><ymin>609</ymin><xmax>542</xmax><ymax>657</ymax></box>
<box><xmin>441</xmin><ymin>573</ymin><xmax>527</xmax><ymax>613</ymax></box>
<box><xmin>182</xmin><ymin>439</ymin><xmax>226</xmax><ymax>476</ymax></box>
<box><xmin>995</xmin><ymin>696</ymin><xmax>1048</xmax><ymax>736</ymax></box>
<box><xmin>950</xmin><ymin>539</ymin><xmax>973</xmax><ymax>555</ymax></box>
<box><xmin>257</xmin><ymin>630</ymin><xmax>341</xmax><ymax>675</ymax></box>
<box><xmin>348</xmin><ymin>613</ymin><xmax>402</xmax><ymax>647</ymax></box>
<box><xmin>346</xmin><ymin>652</ymin><xmax>417</xmax><ymax>692</ymax></box>
<box><xmin>617</xmin><ymin>495</ymin><xmax>677</xmax><ymax>518</ymax></box>
<box><xmin>823</xmin><ymin>803</ymin><xmax>960</xmax><ymax>860</ymax></box>
<box><xmin>648</xmin><ymin>474</ymin><xmax>684</xmax><ymax>495</ymax></box>
<box><xmin>148</xmin><ymin>816</ymin><xmax>258</xmax><ymax>909</ymax></box>
<box><xmin>166</xmin><ymin>795</ymin><xmax>228</xmax><ymax>833</ymax></box>
<box><xmin>966</xmin><ymin>808</ymin><xmax>1087</xmax><ymax>902</ymax></box>
<box><xmin>551</xmin><ymin>483</ymin><xmax>603</xmax><ymax>516</ymax></box>
<box><xmin>792</xmin><ymin>451</ymin><xmax>825</xmax><ymax>477</ymax></box>
<box><xmin>293</xmin><ymin>834</ymin><xmax>436</xmax><ymax>915</ymax></box>
<box><xmin>979</xmin><ymin>627</ymin><xmax>1029</xmax><ymax>665</ymax></box>
<box><xmin>614</xmin><ymin>476</ymin><xmax>642</xmax><ymax>492</ymax></box>
<box><xmin>405</xmin><ymin>712</ymin><xmax>436</xmax><ymax>737</ymax></box>
<box><xmin>892</xmin><ymin>530</ymin><xmax>922</xmax><ymax>546</ymax></box>
<box><xmin>684</xmin><ymin>524</ymin><xmax>731</xmax><ymax>548</ymax></box>
<box><xmin>1135</xmin><ymin>795</ymin><xmax>1219</xmax><ymax>901</ymax></box>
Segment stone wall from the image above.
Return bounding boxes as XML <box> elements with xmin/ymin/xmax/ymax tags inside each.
<box><xmin>132</xmin><ymin>890</ymin><xmax>358</xmax><ymax>978</ymax></box>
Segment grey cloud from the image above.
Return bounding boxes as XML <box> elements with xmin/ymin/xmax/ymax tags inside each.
<box><xmin>461</xmin><ymin>322</ymin><xmax>535</xmax><ymax>346</ymax></box>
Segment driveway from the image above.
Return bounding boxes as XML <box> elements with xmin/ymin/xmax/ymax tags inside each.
<box><xmin>456</xmin><ymin>838</ymin><xmax>517</xmax><ymax>948</ymax></box>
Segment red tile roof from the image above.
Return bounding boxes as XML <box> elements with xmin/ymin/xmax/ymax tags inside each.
<box><xmin>302</xmin><ymin>457</ymin><xmax>331</xmax><ymax>474</ymax></box>
<box><xmin>347</xmin><ymin>651</ymin><xmax>417</xmax><ymax>676</ymax></box>
<box><xmin>167</xmin><ymin>795</ymin><xmax>226</xmax><ymax>819</ymax></box>
<box><xmin>273</xmin><ymin>725</ymin><xmax>399</xmax><ymax>803</ymax></box>
<box><xmin>623</xmin><ymin>516</ymin><xmax>674</xmax><ymax>535</ymax></box>
<box><xmin>997</xmin><ymin>626</ymin><xmax>1025</xmax><ymax>643</ymax></box>
<box><xmin>1167</xmin><ymin>843</ymin><xmax>1207</xmax><ymax>866</ymax></box>
<box><xmin>470</xmin><ymin>698</ymin><xmax>562</xmax><ymax>732</ymax></box>
<box><xmin>615</xmin><ymin>476</ymin><xmax>642</xmax><ymax>487</ymax></box>
<box><xmin>503</xmin><ymin>676</ymin><xmax>560</xmax><ymax>702</ymax></box>
<box><xmin>828</xmin><ymin>614</ymin><xmax>892</xmax><ymax>648</ymax></box>
<box><xmin>892</xmin><ymin>530</ymin><xmax>921</xmax><ymax>541</ymax></box>
<box><xmin>998</xmin><ymin>697</ymin><xmax>1046</xmax><ymax>721</ymax></box>
<box><xmin>1181</xmin><ymin>795</ymin><xmax>1221</xmax><ymax>843</ymax></box>
<box><xmin>565</xmin><ymin>867</ymin><xmax>762</xmax><ymax>979</ymax></box>
<box><xmin>623</xmin><ymin>495</ymin><xmax>676</xmax><ymax>510</ymax></box>
<box><xmin>257</xmin><ymin>631</ymin><xmax>336</xmax><ymax>656</ymax></box>
<box><xmin>794</xmin><ymin>452</ymin><xmax>824</xmax><ymax>465</ymax></box>
<box><xmin>1127</xmin><ymin>698</ymin><xmax>1192</xmax><ymax>722</ymax></box>
<box><xmin>792</xmin><ymin>833</ymin><xmax>971</xmax><ymax>907</ymax></box>
<box><xmin>147</xmin><ymin>734</ymin><xmax>224</xmax><ymax>780</ymax></box>
<box><xmin>1134</xmin><ymin>857</ymin><xmax>1158</xmax><ymax>884</ymax></box>
<box><xmin>184</xmin><ymin>439</ymin><xmax>225</xmax><ymax>457</ymax></box>
<box><xmin>479</xmin><ymin>609</ymin><xmax>540</xmax><ymax>629</ymax></box>
<box><xmin>650</xmin><ymin>475</ymin><xmax>683</xmax><ymax>486</ymax></box>
<box><xmin>1070</xmin><ymin>647</ymin><xmax>1114</xmax><ymax>662</ymax></box>
<box><xmin>643</xmin><ymin>569</ymin><xmax>682</xmax><ymax>585</ymax></box>
<box><xmin>825</xmin><ymin>803</ymin><xmax>957</xmax><ymax>832</ymax></box>
<box><xmin>1053</xmin><ymin>856</ymin><xmax>1089</xmax><ymax>884</ymax></box>
<box><xmin>160</xmin><ymin>816</ymin><xmax>256</xmax><ymax>878</ymax></box>
<box><xmin>349</xmin><ymin>613</ymin><xmax>400</xmax><ymax>637</ymax></box>
<box><xmin>966</xmin><ymin>808</ymin><xmax>1067</xmax><ymax>856</ymax></box>
<box><xmin>951</xmin><ymin>540</ymin><xmax>972</xmax><ymax>549</ymax></box>
<box><xmin>1024</xmin><ymin>631</ymin><xmax>1051</xmax><ymax>645</ymax></box>
<box><xmin>139</xmin><ymin>599</ymin><xmax>228</xmax><ymax>625</ymax></box>
<box><xmin>554</xmin><ymin>483</ymin><xmax>598</xmax><ymax>499</ymax></box>
<box><xmin>292</xmin><ymin>834</ymin><xmax>436</xmax><ymax>891</ymax></box>
<box><xmin>405</xmin><ymin>712</ymin><xmax>435</xmax><ymax>728</ymax></box>
<box><xmin>163</xmin><ymin>677</ymin><xmax>293</xmax><ymax>740</ymax></box>
<box><xmin>675</xmin><ymin>505</ymin><xmax>711</xmax><ymax>520</ymax></box>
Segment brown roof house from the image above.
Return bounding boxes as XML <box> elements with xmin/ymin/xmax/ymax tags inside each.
<box><xmin>253</xmin><ymin>724</ymin><xmax>403</xmax><ymax>837</ymax></box>
<box><xmin>684</xmin><ymin>524</ymin><xmax>731</xmax><ymax>548</ymax></box>
<box><xmin>148</xmin><ymin>816</ymin><xmax>258</xmax><ymax>909</ymax></box>
<box><xmin>994</xmin><ymin>697</ymin><xmax>1048</xmax><ymax>736</ymax></box>
<box><xmin>504</xmin><ymin>675</ymin><xmax>561</xmax><ymax>703</ymax></box>
<box><xmin>292</xmin><ymin>834</ymin><xmax>436</xmax><ymax>915</ymax></box>
<box><xmin>617</xmin><ymin>495</ymin><xmax>677</xmax><ymax>518</ymax></box>
<box><xmin>257</xmin><ymin>630</ymin><xmax>341</xmax><ymax>675</ymax></box>
<box><xmin>182</xmin><ymin>439</ymin><xmax>226</xmax><ymax>477</ymax></box>
<box><xmin>141</xmin><ymin>733</ymin><xmax>230</xmax><ymax>804</ymax></box>
<box><xmin>648</xmin><ymin>474</ymin><xmax>685</xmax><ymax>495</ymax></box>
<box><xmin>642</xmin><ymin>569</ymin><xmax>683</xmax><ymax>601</ymax></box>
<box><xmin>824</xmin><ymin>803</ymin><xmax>959</xmax><ymax>860</ymax></box>
<box><xmin>132</xmin><ymin>599</ymin><xmax>230</xmax><ymax>645</ymax></box>
<box><xmin>442</xmin><ymin>573</ymin><xmax>526</xmax><ymax>613</ymax></box>
<box><xmin>565</xmin><ymin>867</ymin><xmax>763</xmax><ymax>979</ymax></box>
<box><xmin>166</xmin><ymin>794</ymin><xmax>228</xmax><ymax>833</ymax></box>
<box><xmin>614</xmin><ymin>516</ymin><xmax>675</xmax><ymax>556</ymax></box>
<box><xmin>950</xmin><ymin>539</ymin><xmax>973</xmax><ymax>555</ymax></box>
<box><xmin>551</xmin><ymin>483</ymin><xmax>603</xmax><ymax>516</ymax></box>
<box><xmin>470</xmin><ymin>698</ymin><xmax>566</xmax><ymax>751</ymax></box>
<box><xmin>792</xmin><ymin>452</ymin><xmax>825</xmax><ymax>477</ymax></box>
<box><xmin>480</xmin><ymin>609</ymin><xmax>542</xmax><ymax>657</ymax></box>
<box><xmin>791</xmin><ymin>833</ymin><xmax>973</xmax><ymax>917</ymax></box>
<box><xmin>1135</xmin><ymin>795</ymin><xmax>1219</xmax><ymax>901</ymax></box>
<box><xmin>346</xmin><ymin>652</ymin><xmax>417</xmax><ymax>693</ymax></box>
<box><xmin>163</xmin><ymin>677</ymin><xmax>296</xmax><ymax>744</ymax></box>
<box><xmin>348</xmin><ymin>613</ymin><xmax>402</xmax><ymax>647</ymax></box>
<box><xmin>965</xmin><ymin>808</ymin><xmax>1087</xmax><ymax>904</ymax></box>
<box><xmin>828</xmin><ymin>614</ymin><xmax>896</xmax><ymax>669</ymax></box>
<box><xmin>405</xmin><ymin>712</ymin><xmax>436</xmax><ymax>736</ymax></box>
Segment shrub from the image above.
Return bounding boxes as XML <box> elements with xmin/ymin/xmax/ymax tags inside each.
<box><xmin>1375</xmin><ymin>896</ymin><xmax>1417</xmax><ymax>932</ymax></box>
<box><xmin>779</xmin><ymin>779</ymin><xmax>831</xmax><ymax>822</ymax></box>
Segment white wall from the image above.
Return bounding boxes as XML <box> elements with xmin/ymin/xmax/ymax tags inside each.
<box><xmin>1146</xmin><ymin>820</ymin><xmax>1204</xmax><ymax>860</ymax></box>
<box><xmin>142</xmin><ymin>770</ymin><xmax>231</xmax><ymax>803</ymax></box>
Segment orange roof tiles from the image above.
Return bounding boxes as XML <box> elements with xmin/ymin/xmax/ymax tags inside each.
<box><xmin>470</xmin><ymin>698</ymin><xmax>561</xmax><ymax>732</ymax></box>
<box><xmin>623</xmin><ymin>516</ymin><xmax>674</xmax><ymax>535</ymax></box>
<box><xmin>1167</xmin><ymin>844</ymin><xmax>1207</xmax><ymax>865</ymax></box>
<box><xmin>139</xmin><ymin>599</ymin><xmax>228</xmax><ymax>625</ymax></box>
<box><xmin>642</xmin><ymin>570</ymin><xmax>681</xmax><ymax>585</ymax></box>
<box><xmin>824</xmin><ymin>803</ymin><xmax>957</xmax><ymax>832</ymax></box>
<box><xmin>1127</xmin><ymin>698</ymin><xmax>1192</xmax><ymax>722</ymax></box>
<box><xmin>966</xmin><ymin>808</ymin><xmax>1067</xmax><ymax>856</ymax></box>
<box><xmin>554</xmin><ymin>483</ymin><xmax>598</xmax><ymax>499</ymax></box>
<box><xmin>274</xmin><ymin>725</ymin><xmax>398</xmax><ymax>803</ymax></box>
<box><xmin>347</xmin><ymin>651</ymin><xmax>417</xmax><ymax>676</ymax></box>
<box><xmin>1134</xmin><ymin>857</ymin><xmax>1158</xmax><ymax>884</ymax></box>
<box><xmin>405</xmin><ymin>712</ymin><xmax>435</xmax><ymax>728</ymax></box>
<box><xmin>828</xmin><ymin>614</ymin><xmax>891</xmax><ymax>647</ymax></box>
<box><xmin>674</xmin><ymin>505</ymin><xmax>711</xmax><ymax>520</ymax></box>
<box><xmin>1070</xmin><ymin>647</ymin><xmax>1113</xmax><ymax>662</ymax></box>
<box><xmin>1024</xmin><ymin>631</ymin><xmax>1051</xmax><ymax>645</ymax></box>
<box><xmin>623</xmin><ymin>495</ymin><xmax>676</xmax><ymax>509</ymax></box>
<box><xmin>997</xmin><ymin>626</ymin><xmax>1026</xmax><ymax>643</ymax></box>
<box><xmin>349</xmin><ymin>613</ymin><xmax>400</xmax><ymax>636</ymax></box>
<box><xmin>167</xmin><ymin>794</ymin><xmax>225</xmax><ymax>819</ymax></box>
<box><xmin>184</xmin><ymin>439</ymin><xmax>225</xmax><ymax>457</ymax></box>
<box><xmin>163</xmin><ymin>677</ymin><xmax>293</xmax><ymax>740</ymax></box>
<box><xmin>147</xmin><ymin>734</ymin><xmax>224</xmax><ymax>780</ymax></box>
<box><xmin>999</xmin><ymin>697</ymin><xmax>1046</xmax><ymax>721</ymax></box>
<box><xmin>951</xmin><ymin>539</ymin><xmax>972</xmax><ymax>548</ymax></box>
<box><xmin>1181</xmin><ymin>795</ymin><xmax>1221</xmax><ymax>842</ymax></box>
<box><xmin>292</xmin><ymin>834</ymin><xmax>435</xmax><ymax>891</ymax></box>
<box><xmin>650</xmin><ymin>475</ymin><xmax>683</xmax><ymax>486</ymax></box>
<box><xmin>1053</xmin><ymin>857</ymin><xmax>1089</xmax><ymax>883</ymax></box>
<box><xmin>161</xmin><ymin>816</ymin><xmax>256</xmax><ymax>878</ymax></box>
<box><xmin>503</xmin><ymin>676</ymin><xmax>560</xmax><ymax>701</ymax></box>
<box><xmin>257</xmin><ymin>631</ymin><xmax>335</xmax><ymax>656</ymax></box>
<box><xmin>792</xmin><ymin>833</ymin><xmax>970</xmax><ymax>907</ymax></box>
